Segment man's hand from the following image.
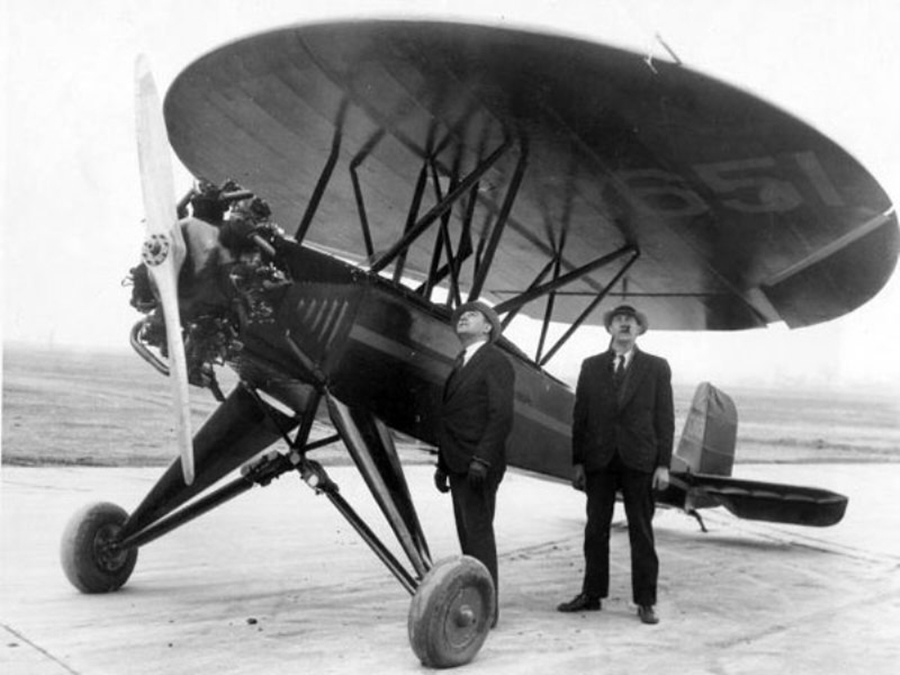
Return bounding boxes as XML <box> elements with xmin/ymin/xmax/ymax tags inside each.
<box><xmin>572</xmin><ymin>464</ymin><xmax>586</xmax><ymax>491</ymax></box>
<box><xmin>433</xmin><ymin>467</ymin><xmax>450</xmax><ymax>494</ymax></box>
<box><xmin>652</xmin><ymin>466</ymin><xmax>670</xmax><ymax>491</ymax></box>
<box><xmin>467</xmin><ymin>459</ymin><xmax>489</xmax><ymax>490</ymax></box>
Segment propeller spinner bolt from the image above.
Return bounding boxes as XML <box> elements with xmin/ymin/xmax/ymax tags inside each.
<box><xmin>141</xmin><ymin>233</ymin><xmax>171</xmax><ymax>266</ymax></box>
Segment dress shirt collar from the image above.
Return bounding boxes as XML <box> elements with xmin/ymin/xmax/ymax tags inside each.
<box><xmin>462</xmin><ymin>339</ymin><xmax>487</xmax><ymax>365</ymax></box>
<box><xmin>612</xmin><ymin>347</ymin><xmax>635</xmax><ymax>369</ymax></box>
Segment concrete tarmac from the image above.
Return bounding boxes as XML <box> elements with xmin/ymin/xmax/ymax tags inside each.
<box><xmin>2</xmin><ymin>462</ymin><xmax>899</xmax><ymax>674</ymax></box>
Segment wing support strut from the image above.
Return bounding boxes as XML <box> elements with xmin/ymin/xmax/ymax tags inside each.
<box><xmin>537</xmin><ymin>245</ymin><xmax>567</xmax><ymax>363</ymax></box>
<box><xmin>417</xmin><ymin>132</ymin><xmax>484</xmax><ymax>304</ymax></box>
<box><xmin>496</xmin><ymin>243</ymin><xmax>639</xmax><ymax>316</ymax></box>
<box><xmin>349</xmin><ymin>127</ymin><xmax>387</xmax><ymax>258</ymax></box>
<box><xmin>423</xmin><ymin>142</ymin><xmax>470</xmax><ymax>306</ymax></box>
<box><xmin>393</xmin><ymin>130</ymin><xmax>436</xmax><ymax>284</ymax></box>
<box><xmin>493</xmin><ymin>243</ymin><xmax>640</xmax><ymax>365</ymax></box>
<box><xmin>369</xmin><ymin>136</ymin><xmax>513</xmax><ymax>275</ymax></box>
<box><xmin>538</xmin><ymin>247</ymin><xmax>640</xmax><ymax>366</ymax></box>
<box><xmin>468</xmin><ymin>135</ymin><xmax>529</xmax><ymax>301</ymax></box>
<box><xmin>296</xmin><ymin>98</ymin><xmax>350</xmax><ymax>244</ymax></box>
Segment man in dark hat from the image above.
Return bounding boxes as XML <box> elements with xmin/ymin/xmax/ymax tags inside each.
<box><xmin>435</xmin><ymin>300</ymin><xmax>515</xmax><ymax>627</ymax></box>
<box><xmin>557</xmin><ymin>304</ymin><xmax>674</xmax><ymax>625</ymax></box>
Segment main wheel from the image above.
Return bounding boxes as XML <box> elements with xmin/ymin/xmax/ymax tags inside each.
<box><xmin>60</xmin><ymin>502</ymin><xmax>138</xmax><ymax>593</ymax></box>
<box><xmin>408</xmin><ymin>555</ymin><xmax>494</xmax><ymax>668</ymax></box>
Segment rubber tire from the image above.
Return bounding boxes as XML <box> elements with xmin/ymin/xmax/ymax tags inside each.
<box><xmin>408</xmin><ymin>555</ymin><xmax>494</xmax><ymax>668</ymax></box>
<box><xmin>60</xmin><ymin>502</ymin><xmax>138</xmax><ymax>593</ymax></box>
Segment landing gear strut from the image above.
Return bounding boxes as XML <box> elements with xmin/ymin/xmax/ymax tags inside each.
<box><xmin>296</xmin><ymin>454</ymin><xmax>494</xmax><ymax>668</ymax></box>
<box><xmin>60</xmin><ymin>380</ymin><xmax>494</xmax><ymax>668</ymax></box>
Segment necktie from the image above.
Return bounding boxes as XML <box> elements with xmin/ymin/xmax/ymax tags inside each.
<box><xmin>613</xmin><ymin>354</ymin><xmax>625</xmax><ymax>388</ymax></box>
<box><xmin>450</xmin><ymin>351</ymin><xmax>466</xmax><ymax>378</ymax></box>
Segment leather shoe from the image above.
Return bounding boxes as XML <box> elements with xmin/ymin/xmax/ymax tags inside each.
<box><xmin>557</xmin><ymin>593</ymin><xmax>601</xmax><ymax>612</ymax></box>
<box><xmin>637</xmin><ymin>605</ymin><xmax>659</xmax><ymax>624</ymax></box>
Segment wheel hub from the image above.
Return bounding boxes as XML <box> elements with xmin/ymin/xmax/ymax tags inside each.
<box><xmin>445</xmin><ymin>586</ymin><xmax>484</xmax><ymax>648</ymax></box>
<box><xmin>454</xmin><ymin>605</ymin><xmax>476</xmax><ymax>628</ymax></box>
<box><xmin>93</xmin><ymin>523</ymin><xmax>130</xmax><ymax>572</ymax></box>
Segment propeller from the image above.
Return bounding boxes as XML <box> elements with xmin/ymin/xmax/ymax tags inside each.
<box><xmin>134</xmin><ymin>55</ymin><xmax>195</xmax><ymax>485</ymax></box>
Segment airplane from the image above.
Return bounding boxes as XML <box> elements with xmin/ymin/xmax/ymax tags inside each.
<box><xmin>59</xmin><ymin>20</ymin><xmax>897</xmax><ymax>668</ymax></box>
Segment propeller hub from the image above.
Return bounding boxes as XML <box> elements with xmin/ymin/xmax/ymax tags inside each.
<box><xmin>141</xmin><ymin>233</ymin><xmax>172</xmax><ymax>266</ymax></box>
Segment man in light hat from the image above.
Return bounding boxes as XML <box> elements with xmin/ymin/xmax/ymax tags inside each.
<box><xmin>557</xmin><ymin>304</ymin><xmax>674</xmax><ymax>625</ymax></box>
<box><xmin>435</xmin><ymin>300</ymin><xmax>515</xmax><ymax>627</ymax></box>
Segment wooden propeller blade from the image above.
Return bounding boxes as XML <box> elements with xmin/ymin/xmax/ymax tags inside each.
<box><xmin>134</xmin><ymin>54</ymin><xmax>194</xmax><ymax>485</ymax></box>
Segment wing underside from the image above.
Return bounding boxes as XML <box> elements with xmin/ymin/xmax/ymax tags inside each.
<box><xmin>163</xmin><ymin>20</ymin><xmax>898</xmax><ymax>331</ymax></box>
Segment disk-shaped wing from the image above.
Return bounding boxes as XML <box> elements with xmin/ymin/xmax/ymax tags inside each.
<box><xmin>135</xmin><ymin>55</ymin><xmax>195</xmax><ymax>485</ymax></box>
<box><xmin>162</xmin><ymin>21</ymin><xmax>898</xmax><ymax>330</ymax></box>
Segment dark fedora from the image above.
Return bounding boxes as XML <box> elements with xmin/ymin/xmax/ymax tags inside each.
<box><xmin>452</xmin><ymin>301</ymin><xmax>503</xmax><ymax>342</ymax></box>
<box><xmin>603</xmin><ymin>304</ymin><xmax>648</xmax><ymax>335</ymax></box>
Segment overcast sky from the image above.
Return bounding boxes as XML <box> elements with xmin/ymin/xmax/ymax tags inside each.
<box><xmin>2</xmin><ymin>0</ymin><xmax>899</xmax><ymax>395</ymax></box>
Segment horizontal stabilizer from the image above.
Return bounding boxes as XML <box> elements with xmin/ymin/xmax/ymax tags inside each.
<box><xmin>676</xmin><ymin>473</ymin><xmax>848</xmax><ymax>527</ymax></box>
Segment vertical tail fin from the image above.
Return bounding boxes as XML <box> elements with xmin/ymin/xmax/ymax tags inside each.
<box><xmin>673</xmin><ymin>382</ymin><xmax>737</xmax><ymax>477</ymax></box>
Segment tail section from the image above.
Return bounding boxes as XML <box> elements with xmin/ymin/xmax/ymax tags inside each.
<box><xmin>665</xmin><ymin>382</ymin><xmax>848</xmax><ymax>527</ymax></box>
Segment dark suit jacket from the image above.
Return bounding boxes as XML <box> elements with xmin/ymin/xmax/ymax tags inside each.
<box><xmin>438</xmin><ymin>343</ymin><xmax>515</xmax><ymax>477</ymax></box>
<box><xmin>572</xmin><ymin>347</ymin><xmax>674</xmax><ymax>473</ymax></box>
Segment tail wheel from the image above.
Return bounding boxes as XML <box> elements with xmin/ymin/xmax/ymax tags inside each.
<box><xmin>60</xmin><ymin>502</ymin><xmax>138</xmax><ymax>593</ymax></box>
<box><xmin>408</xmin><ymin>555</ymin><xmax>494</xmax><ymax>668</ymax></box>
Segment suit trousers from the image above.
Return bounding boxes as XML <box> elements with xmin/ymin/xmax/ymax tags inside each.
<box><xmin>448</xmin><ymin>471</ymin><xmax>502</xmax><ymax>598</ymax></box>
<box><xmin>582</xmin><ymin>454</ymin><xmax>658</xmax><ymax>606</ymax></box>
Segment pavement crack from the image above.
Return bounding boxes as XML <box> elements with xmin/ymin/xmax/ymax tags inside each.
<box><xmin>2</xmin><ymin>622</ymin><xmax>82</xmax><ymax>674</ymax></box>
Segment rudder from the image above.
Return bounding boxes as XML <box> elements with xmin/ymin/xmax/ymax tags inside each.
<box><xmin>673</xmin><ymin>382</ymin><xmax>737</xmax><ymax>477</ymax></box>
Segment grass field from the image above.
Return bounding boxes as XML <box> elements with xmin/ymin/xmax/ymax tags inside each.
<box><xmin>2</xmin><ymin>344</ymin><xmax>898</xmax><ymax>466</ymax></box>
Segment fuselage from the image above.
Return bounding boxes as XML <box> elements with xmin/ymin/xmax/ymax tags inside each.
<box><xmin>235</xmin><ymin>237</ymin><xmax>575</xmax><ymax>482</ymax></box>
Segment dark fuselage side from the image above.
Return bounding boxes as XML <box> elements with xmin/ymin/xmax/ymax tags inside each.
<box><xmin>241</xmin><ymin>239</ymin><xmax>576</xmax><ymax>482</ymax></box>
